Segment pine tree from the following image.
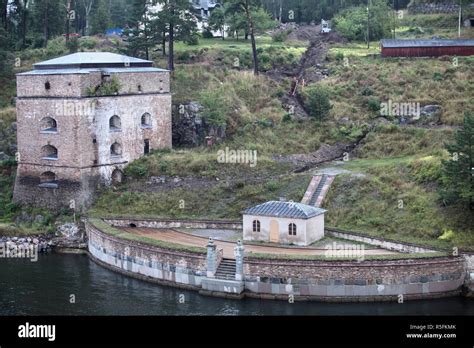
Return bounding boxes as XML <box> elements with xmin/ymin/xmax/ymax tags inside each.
<box><xmin>90</xmin><ymin>0</ymin><xmax>111</xmax><ymax>35</ymax></box>
<box><xmin>224</xmin><ymin>0</ymin><xmax>261</xmax><ymax>75</ymax></box>
<box><xmin>156</xmin><ymin>0</ymin><xmax>196</xmax><ymax>71</ymax></box>
<box><xmin>440</xmin><ymin>111</ymin><xmax>474</xmax><ymax>210</ymax></box>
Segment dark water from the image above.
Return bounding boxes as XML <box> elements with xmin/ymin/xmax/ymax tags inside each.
<box><xmin>0</xmin><ymin>253</ymin><xmax>473</xmax><ymax>316</ymax></box>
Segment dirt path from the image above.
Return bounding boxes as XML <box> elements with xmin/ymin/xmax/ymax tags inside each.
<box><xmin>122</xmin><ymin>227</ymin><xmax>396</xmax><ymax>259</ymax></box>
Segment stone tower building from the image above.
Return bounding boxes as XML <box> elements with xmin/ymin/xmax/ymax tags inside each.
<box><xmin>13</xmin><ymin>52</ymin><xmax>171</xmax><ymax>210</ymax></box>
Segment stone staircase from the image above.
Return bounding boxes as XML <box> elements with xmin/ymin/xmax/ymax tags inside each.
<box><xmin>302</xmin><ymin>174</ymin><xmax>335</xmax><ymax>208</ymax></box>
<box><xmin>214</xmin><ymin>258</ymin><xmax>236</xmax><ymax>280</ymax></box>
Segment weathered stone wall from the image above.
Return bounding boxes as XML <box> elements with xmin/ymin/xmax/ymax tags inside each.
<box><xmin>104</xmin><ymin>217</ymin><xmax>242</xmax><ymax>230</ymax></box>
<box><xmin>14</xmin><ymin>68</ymin><xmax>172</xmax><ymax>210</ymax></box>
<box><xmin>328</xmin><ymin>229</ymin><xmax>438</xmax><ymax>253</ymax></box>
<box><xmin>244</xmin><ymin>256</ymin><xmax>465</xmax><ymax>300</ymax></box>
<box><xmin>86</xmin><ymin>221</ymin><xmax>207</xmax><ymax>289</ymax></box>
<box><xmin>13</xmin><ymin>166</ymin><xmax>101</xmax><ymax>209</ymax></box>
<box><xmin>16</xmin><ymin>70</ymin><xmax>169</xmax><ymax>98</ymax></box>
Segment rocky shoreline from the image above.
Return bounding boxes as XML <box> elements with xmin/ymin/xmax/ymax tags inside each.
<box><xmin>0</xmin><ymin>222</ymin><xmax>87</xmax><ymax>257</ymax></box>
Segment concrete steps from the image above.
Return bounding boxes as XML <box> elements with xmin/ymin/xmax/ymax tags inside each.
<box><xmin>215</xmin><ymin>258</ymin><xmax>236</xmax><ymax>280</ymax></box>
<box><xmin>302</xmin><ymin>174</ymin><xmax>335</xmax><ymax>208</ymax></box>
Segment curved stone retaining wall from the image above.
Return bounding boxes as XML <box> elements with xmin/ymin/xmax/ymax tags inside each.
<box><xmin>104</xmin><ymin>217</ymin><xmax>242</xmax><ymax>230</ymax></box>
<box><xmin>86</xmin><ymin>219</ymin><xmax>468</xmax><ymax>301</ymax></box>
<box><xmin>243</xmin><ymin>256</ymin><xmax>465</xmax><ymax>301</ymax></box>
<box><xmin>327</xmin><ymin>228</ymin><xmax>437</xmax><ymax>254</ymax></box>
<box><xmin>87</xmin><ymin>221</ymin><xmax>207</xmax><ymax>290</ymax></box>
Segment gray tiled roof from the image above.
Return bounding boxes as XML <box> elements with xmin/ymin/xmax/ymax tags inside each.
<box><xmin>380</xmin><ymin>39</ymin><xmax>474</xmax><ymax>48</ymax></box>
<box><xmin>242</xmin><ymin>201</ymin><xmax>326</xmax><ymax>219</ymax></box>
<box><xmin>33</xmin><ymin>52</ymin><xmax>158</xmax><ymax>70</ymax></box>
<box><xmin>17</xmin><ymin>67</ymin><xmax>167</xmax><ymax>76</ymax></box>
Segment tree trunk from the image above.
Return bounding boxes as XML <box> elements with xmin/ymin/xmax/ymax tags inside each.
<box><xmin>44</xmin><ymin>4</ymin><xmax>49</xmax><ymax>47</ymax></box>
<box><xmin>244</xmin><ymin>3</ymin><xmax>259</xmax><ymax>75</ymax></box>
<box><xmin>162</xmin><ymin>31</ymin><xmax>166</xmax><ymax>56</ymax></box>
<box><xmin>168</xmin><ymin>22</ymin><xmax>174</xmax><ymax>71</ymax></box>
<box><xmin>66</xmin><ymin>0</ymin><xmax>71</xmax><ymax>43</ymax></box>
<box><xmin>1</xmin><ymin>0</ymin><xmax>7</xmax><ymax>30</ymax></box>
<box><xmin>22</xmin><ymin>0</ymin><xmax>28</xmax><ymax>48</ymax></box>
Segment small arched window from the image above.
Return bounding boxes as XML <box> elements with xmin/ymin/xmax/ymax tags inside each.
<box><xmin>141</xmin><ymin>113</ymin><xmax>152</xmax><ymax>128</ymax></box>
<box><xmin>111</xmin><ymin>169</ymin><xmax>124</xmax><ymax>184</ymax></box>
<box><xmin>45</xmin><ymin>81</ymin><xmax>51</xmax><ymax>90</ymax></box>
<box><xmin>109</xmin><ymin>115</ymin><xmax>121</xmax><ymax>131</ymax></box>
<box><xmin>288</xmin><ymin>223</ymin><xmax>297</xmax><ymax>236</ymax></box>
<box><xmin>110</xmin><ymin>142</ymin><xmax>122</xmax><ymax>157</ymax></box>
<box><xmin>41</xmin><ymin>145</ymin><xmax>58</xmax><ymax>160</ymax></box>
<box><xmin>39</xmin><ymin>171</ymin><xmax>58</xmax><ymax>188</ymax></box>
<box><xmin>40</xmin><ymin>117</ymin><xmax>57</xmax><ymax>132</ymax></box>
<box><xmin>252</xmin><ymin>220</ymin><xmax>260</xmax><ymax>232</ymax></box>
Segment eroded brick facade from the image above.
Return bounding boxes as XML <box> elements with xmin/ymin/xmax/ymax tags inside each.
<box><xmin>13</xmin><ymin>53</ymin><xmax>171</xmax><ymax>210</ymax></box>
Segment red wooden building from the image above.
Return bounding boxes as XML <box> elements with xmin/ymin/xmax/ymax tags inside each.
<box><xmin>380</xmin><ymin>39</ymin><xmax>474</xmax><ymax>57</ymax></box>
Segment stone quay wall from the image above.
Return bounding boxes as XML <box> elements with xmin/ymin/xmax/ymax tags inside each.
<box><xmin>86</xmin><ymin>221</ymin><xmax>207</xmax><ymax>290</ymax></box>
<box><xmin>87</xmin><ymin>218</ymin><xmax>469</xmax><ymax>301</ymax></box>
<box><xmin>243</xmin><ymin>256</ymin><xmax>465</xmax><ymax>301</ymax></box>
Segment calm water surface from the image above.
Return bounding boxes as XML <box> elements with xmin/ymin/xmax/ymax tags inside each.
<box><xmin>1</xmin><ymin>253</ymin><xmax>473</xmax><ymax>316</ymax></box>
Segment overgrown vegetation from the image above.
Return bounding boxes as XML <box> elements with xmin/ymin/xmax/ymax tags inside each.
<box><xmin>87</xmin><ymin>76</ymin><xmax>121</xmax><ymax>97</ymax></box>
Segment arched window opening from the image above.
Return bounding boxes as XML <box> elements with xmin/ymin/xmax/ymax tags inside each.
<box><xmin>41</xmin><ymin>145</ymin><xmax>58</xmax><ymax>160</ymax></box>
<box><xmin>109</xmin><ymin>115</ymin><xmax>121</xmax><ymax>131</ymax></box>
<box><xmin>39</xmin><ymin>171</ymin><xmax>58</xmax><ymax>188</ymax></box>
<box><xmin>253</xmin><ymin>220</ymin><xmax>260</xmax><ymax>232</ymax></box>
<box><xmin>288</xmin><ymin>223</ymin><xmax>297</xmax><ymax>236</ymax></box>
<box><xmin>141</xmin><ymin>113</ymin><xmax>152</xmax><ymax>128</ymax></box>
<box><xmin>45</xmin><ymin>81</ymin><xmax>51</xmax><ymax>90</ymax></box>
<box><xmin>111</xmin><ymin>169</ymin><xmax>124</xmax><ymax>185</ymax></box>
<box><xmin>40</xmin><ymin>117</ymin><xmax>57</xmax><ymax>132</ymax></box>
<box><xmin>110</xmin><ymin>142</ymin><xmax>122</xmax><ymax>157</ymax></box>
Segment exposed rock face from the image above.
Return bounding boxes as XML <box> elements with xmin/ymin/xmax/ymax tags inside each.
<box><xmin>172</xmin><ymin>102</ymin><xmax>226</xmax><ymax>147</ymax></box>
<box><xmin>56</xmin><ymin>222</ymin><xmax>81</xmax><ymax>240</ymax></box>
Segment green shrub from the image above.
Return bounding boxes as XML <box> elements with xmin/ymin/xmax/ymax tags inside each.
<box><xmin>361</xmin><ymin>86</ymin><xmax>373</xmax><ymax>96</ymax></box>
<box><xmin>186</xmin><ymin>34</ymin><xmax>200</xmax><ymax>46</ymax></box>
<box><xmin>335</xmin><ymin>52</ymin><xmax>344</xmax><ymax>62</ymax></box>
<box><xmin>367</xmin><ymin>97</ymin><xmax>381</xmax><ymax>112</ymax></box>
<box><xmin>87</xmin><ymin>76</ymin><xmax>121</xmax><ymax>96</ymax></box>
<box><xmin>124</xmin><ymin>162</ymin><xmax>149</xmax><ymax>178</ymax></box>
<box><xmin>272</xmin><ymin>29</ymin><xmax>292</xmax><ymax>42</ymax></box>
<box><xmin>301</xmin><ymin>85</ymin><xmax>332</xmax><ymax>120</ymax></box>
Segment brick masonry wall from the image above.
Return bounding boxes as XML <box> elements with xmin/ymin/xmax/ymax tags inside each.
<box><xmin>86</xmin><ymin>221</ymin><xmax>207</xmax><ymax>289</ymax></box>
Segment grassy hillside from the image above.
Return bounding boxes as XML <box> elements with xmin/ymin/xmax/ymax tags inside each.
<box><xmin>1</xmin><ymin>13</ymin><xmax>473</xmax><ymax>249</ymax></box>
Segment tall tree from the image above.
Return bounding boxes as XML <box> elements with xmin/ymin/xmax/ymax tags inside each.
<box><xmin>208</xmin><ymin>6</ymin><xmax>226</xmax><ymax>39</ymax></box>
<box><xmin>225</xmin><ymin>0</ymin><xmax>261</xmax><ymax>75</ymax></box>
<box><xmin>156</xmin><ymin>0</ymin><xmax>196</xmax><ymax>71</ymax></box>
<box><xmin>440</xmin><ymin>111</ymin><xmax>474</xmax><ymax>210</ymax></box>
<box><xmin>90</xmin><ymin>0</ymin><xmax>110</xmax><ymax>34</ymax></box>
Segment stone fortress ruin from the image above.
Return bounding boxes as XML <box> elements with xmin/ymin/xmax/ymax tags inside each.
<box><xmin>13</xmin><ymin>52</ymin><xmax>171</xmax><ymax>210</ymax></box>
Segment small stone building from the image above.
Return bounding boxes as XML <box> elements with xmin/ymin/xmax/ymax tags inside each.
<box><xmin>13</xmin><ymin>52</ymin><xmax>171</xmax><ymax>210</ymax></box>
<box><xmin>242</xmin><ymin>201</ymin><xmax>326</xmax><ymax>246</ymax></box>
